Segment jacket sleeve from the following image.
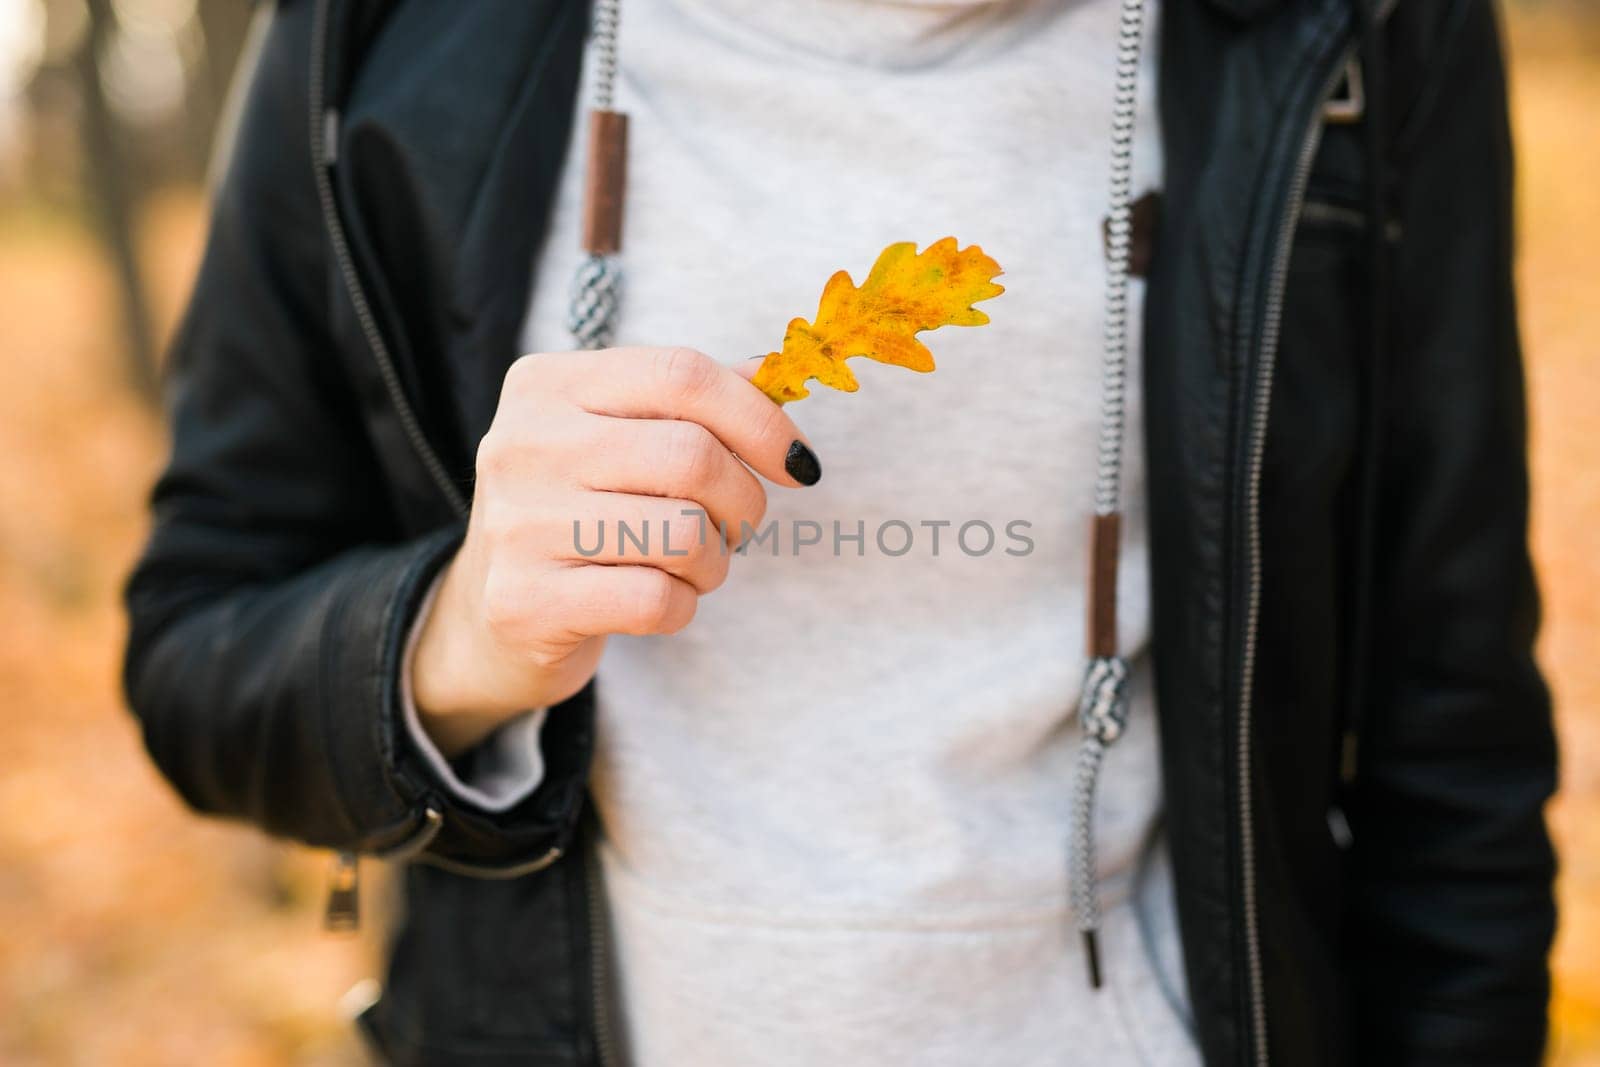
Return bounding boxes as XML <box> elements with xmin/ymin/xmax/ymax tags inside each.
<box><xmin>1346</xmin><ymin>5</ymin><xmax>1558</xmax><ymax>1062</ymax></box>
<box><xmin>399</xmin><ymin>574</ymin><xmax>551</xmax><ymax>813</ymax></box>
<box><xmin>122</xmin><ymin>1</ymin><xmax>590</xmax><ymax>870</ymax></box>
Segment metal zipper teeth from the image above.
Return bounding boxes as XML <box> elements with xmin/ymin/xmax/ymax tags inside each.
<box><xmin>309</xmin><ymin>0</ymin><xmax>469</xmax><ymax>520</ymax></box>
<box><xmin>585</xmin><ymin>839</ymin><xmax>618</xmax><ymax>1067</ymax></box>
<box><xmin>1236</xmin><ymin>44</ymin><xmax>1356</xmax><ymax>1067</ymax></box>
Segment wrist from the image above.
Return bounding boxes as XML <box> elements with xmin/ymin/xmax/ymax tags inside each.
<box><xmin>410</xmin><ymin>560</ymin><xmax>527</xmax><ymax>757</ymax></box>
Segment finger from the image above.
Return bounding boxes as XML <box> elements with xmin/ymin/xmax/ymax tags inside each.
<box><xmin>561</xmin><ymin>346</ymin><xmax>822</xmax><ymax>488</ymax></box>
<box><xmin>732</xmin><ymin>355</ymin><xmax>768</xmax><ymax>383</ymax></box>
<box><xmin>533</xmin><ymin>563</ymin><xmax>699</xmax><ymax>640</ymax></box>
<box><xmin>570</xmin><ymin>414</ymin><xmax>766</xmax><ymax>546</ymax></box>
<box><xmin>562</xmin><ymin>492</ymin><xmax>732</xmax><ymax>594</ymax></box>
<box><xmin>474</xmin><ymin>412</ymin><xmax>765</xmax><ymax>545</ymax></box>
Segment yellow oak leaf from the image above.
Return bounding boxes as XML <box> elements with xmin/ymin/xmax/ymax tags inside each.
<box><xmin>750</xmin><ymin>237</ymin><xmax>1004</xmax><ymax>404</ymax></box>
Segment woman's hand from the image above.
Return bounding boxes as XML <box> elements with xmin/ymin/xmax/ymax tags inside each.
<box><xmin>411</xmin><ymin>346</ymin><xmax>820</xmax><ymax>757</ymax></box>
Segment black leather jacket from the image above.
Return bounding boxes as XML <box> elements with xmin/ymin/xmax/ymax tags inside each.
<box><xmin>123</xmin><ymin>0</ymin><xmax>1556</xmax><ymax>1063</ymax></box>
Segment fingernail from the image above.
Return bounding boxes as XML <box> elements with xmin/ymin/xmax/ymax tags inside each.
<box><xmin>785</xmin><ymin>440</ymin><xmax>822</xmax><ymax>486</ymax></box>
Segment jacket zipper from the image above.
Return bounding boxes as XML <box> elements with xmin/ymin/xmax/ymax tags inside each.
<box><xmin>309</xmin><ymin>0</ymin><xmax>468</xmax><ymax>520</ymax></box>
<box><xmin>324</xmin><ymin>805</ymin><xmax>445</xmax><ymax>931</ymax></box>
<box><xmin>585</xmin><ymin>836</ymin><xmax>619</xmax><ymax>1067</ymax></box>
<box><xmin>1235</xmin><ymin>43</ymin><xmax>1357</xmax><ymax>1067</ymax></box>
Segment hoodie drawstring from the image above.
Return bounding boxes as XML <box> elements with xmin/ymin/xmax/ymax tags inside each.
<box><xmin>1071</xmin><ymin>0</ymin><xmax>1149</xmax><ymax>990</ymax></box>
<box><xmin>569</xmin><ymin>0</ymin><xmax>627</xmax><ymax>350</ymax></box>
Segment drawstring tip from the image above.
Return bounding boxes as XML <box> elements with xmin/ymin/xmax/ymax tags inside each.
<box><xmin>1082</xmin><ymin>929</ymin><xmax>1103</xmax><ymax>989</ymax></box>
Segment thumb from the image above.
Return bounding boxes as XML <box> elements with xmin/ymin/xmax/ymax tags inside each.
<box><xmin>733</xmin><ymin>354</ymin><xmax>769</xmax><ymax>383</ymax></box>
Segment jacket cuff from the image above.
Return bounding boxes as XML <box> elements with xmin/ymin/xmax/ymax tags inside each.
<box><xmin>398</xmin><ymin>569</ymin><xmax>550</xmax><ymax>813</ymax></box>
<box><xmin>373</xmin><ymin>526</ymin><xmax>593</xmax><ymax>870</ymax></box>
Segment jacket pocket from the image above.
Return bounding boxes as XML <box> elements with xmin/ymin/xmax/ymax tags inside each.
<box><xmin>359</xmin><ymin>858</ymin><xmax>589</xmax><ymax>1064</ymax></box>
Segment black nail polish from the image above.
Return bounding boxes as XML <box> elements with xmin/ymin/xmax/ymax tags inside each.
<box><xmin>785</xmin><ymin>440</ymin><xmax>822</xmax><ymax>486</ymax></box>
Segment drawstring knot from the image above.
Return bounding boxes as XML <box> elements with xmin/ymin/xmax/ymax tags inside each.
<box><xmin>1078</xmin><ymin>653</ymin><xmax>1131</xmax><ymax>745</ymax></box>
<box><xmin>1071</xmin><ymin>653</ymin><xmax>1131</xmax><ymax>989</ymax></box>
<box><xmin>568</xmin><ymin>253</ymin><xmax>623</xmax><ymax>349</ymax></box>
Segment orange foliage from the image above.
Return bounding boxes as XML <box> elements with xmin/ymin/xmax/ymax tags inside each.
<box><xmin>751</xmin><ymin>237</ymin><xmax>1004</xmax><ymax>403</ymax></box>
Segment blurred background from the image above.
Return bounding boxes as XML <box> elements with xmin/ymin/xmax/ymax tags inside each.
<box><xmin>0</xmin><ymin>0</ymin><xmax>1593</xmax><ymax>1063</ymax></box>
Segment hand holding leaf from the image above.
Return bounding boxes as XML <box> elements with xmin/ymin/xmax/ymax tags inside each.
<box><xmin>750</xmin><ymin>237</ymin><xmax>1004</xmax><ymax>404</ymax></box>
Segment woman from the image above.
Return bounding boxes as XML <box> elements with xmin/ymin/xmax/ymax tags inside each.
<box><xmin>124</xmin><ymin>0</ymin><xmax>1556</xmax><ymax>1063</ymax></box>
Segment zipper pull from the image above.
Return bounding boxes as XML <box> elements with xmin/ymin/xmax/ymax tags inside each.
<box><xmin>1323</xmin><ymin>54</ymin><xmax>1365</xmax><ymax>125</ymax></box>
<box><xmin>324</xmin><ymin>850</ymin><xmax>361</xmax><ymax>932</ymax></box>
<box><xmin>321</xmin><ymin>107</ymin><xmax>340</xmax><ymax>168</ymax></box>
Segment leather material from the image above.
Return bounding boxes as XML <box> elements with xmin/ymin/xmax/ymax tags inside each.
<box><xmin>123</xmin><ymin>0</ymin><xmax>1556</xmax><ymax>1063</ymax></box>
